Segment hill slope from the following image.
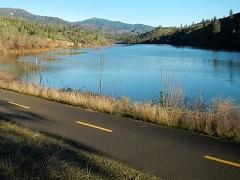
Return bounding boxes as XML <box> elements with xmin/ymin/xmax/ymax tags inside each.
<box><xmin>0</xmin><ymin>16</ymin><xmax>110</xmax><ymax>54</ymax></box>
<box><xmin>0</xmin><ymin>8</ymin><xmax>153</xmax><ymax>35</ymax></box>
<box><xmin>127</xmin><ymin>12</ymin><xmax>240</xmax><ymax>50</ymax></box>
<box><xmin>73</xmin><ymin>18</ymin><xmax>154</xmax><ymax>35</ymax></box>
<box><xmin>0</xmin><ymin>8</ymin><xmax>69</xmax><ymax>26</ymax></box>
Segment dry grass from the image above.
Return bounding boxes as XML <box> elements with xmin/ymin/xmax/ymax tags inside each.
<box><xmin>0</xmin><ymin>71</ymin><xmax>240</xmax><ymax>141</ymax></box>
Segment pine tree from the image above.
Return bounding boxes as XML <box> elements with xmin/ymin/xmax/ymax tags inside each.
<box><xmin>229</xmin><ymin>9</ymin><xmax>233</xmax><ymax>18</ymax></box>
<box><xmin>202</xmin><ymin>19</ymin><xmax>206</xmax><ymax>27</ymax></box>
<box><xmin>213</xmin><ymin>18</ymin><xmax>221</xmax><ymax>34</ymax></box>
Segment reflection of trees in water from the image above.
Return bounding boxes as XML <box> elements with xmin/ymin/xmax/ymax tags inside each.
<box><xmin>210</xmin><ymin>59</ymin><xmax>240</xmax><ymax>84</ymax></box>
<box><xmin>0</xmin><ymin>55</ymin><xmax>44</xmax><ymax>84</ymax></box>
<box><xmin>0</xmin><ymin>56</ymin><xmax>17</xmax><ymax>64</ymax></box>
<box><xmin>0</xmin><ymin>51</ymin><xmax>75</xmax><ymax>86</ymax></box>
<box><xmin>35</xmin><ymin>49</ymin><xmax>85</xmax><ymax>62</ymax></box>
<box><xmin>13</xmin><ymin>61</ymin><xmax>43</xmax><ymax>84</ymax></box>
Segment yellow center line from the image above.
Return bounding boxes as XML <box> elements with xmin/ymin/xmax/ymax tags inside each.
<box><xmin>8</xmin><ymin>102</ymin><xmax>30</xmax><ymax>109</ymax></box>
<box><xmin>204</xmin><ymin>155</ymin><xmax>240</xmax><ymax>168</ymax></box>
<box><xmin>76</xmin><ymin>121</ymin><xmax>113</xmax><ymax>133</ymax></box>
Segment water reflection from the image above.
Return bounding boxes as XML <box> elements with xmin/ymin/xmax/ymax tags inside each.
<box><xmin>210</xmin><ymin>59</ymin><xmax>240</xmax><ymax>84</ymax></box>
<box><xmin>1</xmin><ymin>45</ymin><xmax>240</xmax><ymax>101</ymax></box>
<box><xmin>1</xmin><ymin>55</ymin><xmax>44</xmax><ymax>84</ymax></box>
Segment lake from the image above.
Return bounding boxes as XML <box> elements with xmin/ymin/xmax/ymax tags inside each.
<box><xmin>1</xmin><ymin>44</ymin><xmax>240</xmax><ymax>102</ymax></box>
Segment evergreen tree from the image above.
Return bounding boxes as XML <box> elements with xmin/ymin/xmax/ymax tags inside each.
<box><xmin>213</xmin><ymin>18</ymin><xmax>221</xmax><ymax>34</ymax></box>
<box><xmin>229</xmin><ymin>9</ymin><xmax>233</xmax><ymax>18</ymax></box>
<box><xmin>202</xmin><ymin>19</ymin><xmax>206</xmax><ymax>27</ymax></box>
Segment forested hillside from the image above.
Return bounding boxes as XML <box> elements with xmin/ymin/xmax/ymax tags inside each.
<box><xmin>0</xmin><ymin>8</ymin><xmax>153</xmax><ymax>36</ymax></box>
<box><xmin>124</xmin><ymin>27</ymin><xmax>178</xmax><ymax>43</ymax></box>
<box><xmin>73</xmin><ymin>18</ymin><xmax>154</xmax><ymax>35</ymax></box>
<box><xmin>125</xmin><ymin>11</ymin><xmax>240</xmax><ymax>50</ymax></box>
<box><xmin>0</xmin><ymin>17</ymin><xmax>110</xmax><ymax>54</ymax></box>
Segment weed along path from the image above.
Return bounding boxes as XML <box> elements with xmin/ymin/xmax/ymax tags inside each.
<box><xmin>0</xmin><ymin>88</ymin><xmax>240</xmax><ymax>180</ymax></box>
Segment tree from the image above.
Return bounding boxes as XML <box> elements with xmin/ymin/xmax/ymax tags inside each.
<box><xmin>213</xmin><ymin>18</ymin><xmax>221</xmax><ymax>34</ymax></box>
<box><xmin>229</xmin><ymin>9</ymin><xmax>233</xmax><ymax>18</ymax></box>
<box><xmin>201</xmin><ymin>19</ymin><xmax>206</xmax><ymax>27</ymax></box>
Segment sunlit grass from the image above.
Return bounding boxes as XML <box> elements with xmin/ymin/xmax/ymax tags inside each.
<box><xmin>0</xmin><ymin>71</ymin><xmax>240</xmax><ymax>141</ymax></box>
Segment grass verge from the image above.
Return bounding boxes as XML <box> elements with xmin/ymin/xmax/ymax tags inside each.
<box><xmin>0</xmin><ymin>71</ymin><xmax>240</xmax><ymax>141</ymax></box>
<box><xmin>0</xmin><ymin>120</ymin><xmax>158</xmax><ymax>179</ymax></box>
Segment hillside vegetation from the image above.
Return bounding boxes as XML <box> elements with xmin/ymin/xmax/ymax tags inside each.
<box><xmin>73</xmin><ymin>18</ymin><xmax>154</xmax><ymax>35</ymax></box>
<box><xmin>0</xmin><ymin>8</ymin><xmax>153</xmax><ymax>38</ymax></box>
<box><xmin>125</xmin><ymin>12</ymin><xmax>240</xmax><ymax>50</ymax></box>
<box><xmin>124</xmin><ymin>27</ymin><xmax>178</xmax><ymax>44</ymax></box>
<box><xmin>0</xmin><ymin>8</ymin><xmax>68</xmax><ymax>26</ymax></box>
<box><xmin>0</xmin><ymin>17</ymin><xmax>111</xmax><ymax>54</ymax></box>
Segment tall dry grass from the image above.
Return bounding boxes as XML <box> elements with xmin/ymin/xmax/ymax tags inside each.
<box><xmin>0</xmin><ymin>71</ymin><xmax>239</xmax><ymax>141</ymax></box>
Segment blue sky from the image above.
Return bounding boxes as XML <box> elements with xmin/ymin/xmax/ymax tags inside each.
<box><xmin>0</xmin><ymin>0</ymin><xmax>239</xmax><ymax>27</ymax></box>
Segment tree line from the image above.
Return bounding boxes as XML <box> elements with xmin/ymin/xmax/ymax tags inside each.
<box><xmin>124</xmin><ymin>10</ymin><xmax>240</xmax><ymax>50</ymax></box>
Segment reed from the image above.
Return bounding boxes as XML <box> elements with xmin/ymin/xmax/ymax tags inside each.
<box><xmin>0</xmin><ymin>71</ymin><xmax>239</xmax><ymax>141</ymax></box>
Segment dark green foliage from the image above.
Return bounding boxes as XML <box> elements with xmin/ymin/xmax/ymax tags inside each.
<box><xmin>127</xmin><ymin>12</ymin><xmax>240</xmax><ymax>51</ymax></box>
<box><xmin>123</xmin><ymin>27</ymin><xmax>178</xmax><ymax>44</ymax></box>
<box><xmin>230</xmin><ymin>9</ymin><xmax>234</xmax><ymax>18</ymax></box>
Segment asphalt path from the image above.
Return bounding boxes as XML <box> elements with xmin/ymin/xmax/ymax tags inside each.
<box><xmin>0</xmin><ymin>89</ymin><xmax>240</xmax><ymax>180</ymax></box>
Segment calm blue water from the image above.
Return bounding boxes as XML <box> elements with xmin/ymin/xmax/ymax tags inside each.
<box><xmin>1</xmin><ymin>44</ymin><xmax>240</xmax><ymax>102</ymax></box>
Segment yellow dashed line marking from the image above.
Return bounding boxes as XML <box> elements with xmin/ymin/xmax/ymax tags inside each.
<box><xmin>204</xmin><ymin>155</ymin><xmax>240</xmax><ymax>168</ymax></box>
<box><xmin>8</xmin><ymin>102</ymin><xmax>30</xmax><ymax>109</ymax></box>
<box><xmin>76</xmin><ymin>121</ymin><xmax>113</xmax><ymax>133</ymax></box>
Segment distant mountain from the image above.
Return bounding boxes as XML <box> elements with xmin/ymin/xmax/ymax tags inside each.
<box><xmin>0</xmin><ymin>8</ymin><xmax>69</xmax><ymax>25</ymax></box>
<box><xmin>72</xmin><ymin>18</ymin><xmax>154</xmax><ymax>34</ymax></box>
<box><xmin>0</xmin><ymin>8</ymin><xmax>154</xmax><ymax>35</ymax></box>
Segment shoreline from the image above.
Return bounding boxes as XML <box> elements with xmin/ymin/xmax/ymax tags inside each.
<box><xmin>1</xmin><ymin>43</ymin><xmax>114</xmax><ymax>56</ymax></box>
<box><xmin>0</xmin><ymin>71</ymin><xmax>239</xmax><ymax>142</ymax></box>
<box><xmin>5</xmin><ymin>42</ymin><xmax>239</xmax><ymax>57</ymax></box>
<box><xmin>121</xmin><ymin>42</ymin><xmax>240</xmax><ymax>53</ymax></box>
<box><xmin>3</xmin><ymin>47</ymin><xmax>64</xmax><ymax>56</ymax></box>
